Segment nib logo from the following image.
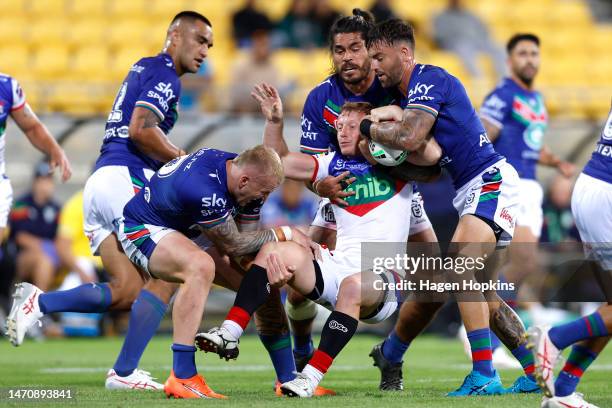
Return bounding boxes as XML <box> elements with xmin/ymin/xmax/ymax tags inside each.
<box><xmin>328</xmin><ymin>320</ymin><xmax>348</xmax><ymax>332</ymax></box>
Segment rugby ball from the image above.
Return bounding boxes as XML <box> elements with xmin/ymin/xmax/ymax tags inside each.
<box><xmin>368</xmin><ymin>140</ymin><xmax>408</xmax><ymax>166</ymax></box>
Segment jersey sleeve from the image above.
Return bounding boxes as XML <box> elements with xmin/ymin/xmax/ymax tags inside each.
<box><xmin>10</xmin><ymin>77</ymin><xmax>26</xmax><ymax>111</ymax></box>
<box><xmin>300</xmin><ymin>87</ymin><xmax>332</xmax><ymax>155</ymax></box>
<box><xmin>235</xmin><ymin>199</ymin><xmax>264</xmax><ymax>226</ymax></box>
<box><xmin>312</xmin><ymin>152</ymin><xmax>335</xmax><ymax>182</ymax></box>
<box><xmin>480</xmin><ymin>88</ymin><xmax>512</xmax><ymax>130</ymax></box>
<box><xmin>404</xmin><ymin>68</ymin><xmax>449</xmax><ymax>118</ymax></box>
<box><xmin>134</xmin><ymin>67</ymin><xmax>180</xmax><ymax>122</ymax></box>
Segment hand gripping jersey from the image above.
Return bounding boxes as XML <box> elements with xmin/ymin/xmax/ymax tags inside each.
<box><xmin>400</xmin><ymin>64</ymin><xmax>504</xmax><ymax>189</ymax></box>
<box><xmin>480</xmin><ymin>78</ymin><xmax>548</xmax><ymax>180</ymax></box>
<box><xmin>0</xmin><ymin>73</ymin><xmax>27</xmax><ymax>175</ymax></box>
<box><xmin>300</xmin><ymin>74</ymin><xmax>395</xmax><ymax>155</ymax></box>
<box><xmin>312</xmin><ymin>151</ymin><xmax>413</xmax><ymax>259</ymax></box>
<box><xmin>95</xmin><ymin>53</ymin><xmax>181</xmax><ymax>172</ymax></box>
<box><xmin>123</xmin><ymin>148</ymin><xmax>262</xmax><ymax>246</ymax></box>
<box><xmin>583</xmin><ymin>108</ymin><xmax>612</xmax><ymax>184</ymax></box>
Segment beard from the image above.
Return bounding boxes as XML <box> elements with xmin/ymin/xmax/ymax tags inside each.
<box><xmin>337</xmin><ymin>61</ymin><xmax>370</xmax><ymax>85</ymax></box>
<box><xmin>516</xmin><ymin>65</ymin><xmax>537</xmax><ymax>87</ymax></box>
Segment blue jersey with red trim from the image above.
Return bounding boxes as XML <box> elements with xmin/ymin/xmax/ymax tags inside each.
<box><xmin>300</xmin><ymin>74</ymin><xmax>395</xmax><ymax>155</ymax></box>
<box><xmin>400</xmin><ymin>64</ymin><xmax>503</xmax><ymax>189</ymax></box>
<box><xmin>0</xmin><ymin>73</ymin><xmax>27</xmax><ymax>175</ymax></box>
<box><xmin>583</xmin><ymin>108</ymin><xmax>612</xmax><ymax>184</ymax></box>
<box><xmin>95</xmin><ymin>53</ymin><xmax>181</xmax><ymax>172</ymax></box>
<box><xmin>480</xmin><ymin>78</ymin><xmax>547</xmax><ymax>180</ymax></box>
<box><xmin>123</xmin><ymin>148</ymin><xmax>262</xmax><ymax>236</ymax></box>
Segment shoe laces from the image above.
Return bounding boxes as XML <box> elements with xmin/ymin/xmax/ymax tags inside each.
<box><xmin>133</xmin><ymin>369</ymin><xmax>156</xmax><ymax>380</ymax></box>
<box><xmin>292</xmin><ymin>372</ymin><xmax>314</xmax><ymax>390</ymax></box>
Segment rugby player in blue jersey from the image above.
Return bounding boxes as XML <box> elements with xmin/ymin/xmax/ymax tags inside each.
<box><xmin>360</xmin><ymin>19</ymin><xmax>526</xmax><ymax>396</ymax></box>
<box><xmin>7</xmin><ymin>11</ymin><xmax>207</xmax><ymax>390</ymax></box>
<box><xmin>289</xmin><ymin>10</ymin><xmax>438</xmax><ymax>386</ymax></box>
<box><xmin>116</xmin><ymin>145</ymin><xmax>314</xmax><ymax>398</ymax></box>
<box><xmin>527</xmin><ymin>105</ymin><xmax>612</xmax><ymax>408</ymax></box>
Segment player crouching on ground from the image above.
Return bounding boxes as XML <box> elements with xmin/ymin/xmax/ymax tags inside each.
<box><xmin>196</xmin><ymin>86</ymin><xmax>442</xmax><ymax>398</ymax></box>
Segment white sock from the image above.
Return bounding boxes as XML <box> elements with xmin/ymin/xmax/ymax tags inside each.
<box><xmin>302</xmin><ymin>364</ymin><xmax>324</xmax><ymax>388</ymax></box>
<box><xmin>221</xmin><ymin>319</ymin><xmax>243</xmax><ymax>339</ymax></box>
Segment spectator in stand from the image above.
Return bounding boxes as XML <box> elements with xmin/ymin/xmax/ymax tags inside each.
<box><xmin>433</xmin><ymin>0</ymin><xmax>506</xmax><ymax>79</ymax></box>
<box><xmin>368</xmin><ymin>0</ymin><xmax>397</xmax><ymax>23</ymax></box>
<box><xmin>9</xmin><ymin>163</ymin><xmax>61</xmax><ymax>292</ymax></box>
<box><xmin>274</xmin><ymin>0</ymin><xmax>321</xmax><ymax>49</ymax></box>
<box><xmin>229</xmin><ymin>30</ymin><xmax>283</xmax><ymax>113</ymax></box>
<box><xmin>311</xmin><ymin>0</ymin><xmax>341</xmax><ymax>47</ymax></box>
<box><xmin>261</xmin><ymin>179</ymin><xmax>318</xmax><ymax>232</ymax></box>
<box><xmin>232</xmin><ymin>0</ymin><xmax>273</xmax><ymax>47</ymax></box>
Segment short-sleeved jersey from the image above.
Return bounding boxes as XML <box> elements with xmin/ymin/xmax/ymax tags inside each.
<box><xmin>123</xmin><ymin>148</ymin><xmax>262</xmax><ymax>237</ymax></box>
<box><xmin>400</xmin><ymin>64</ymin><xmax>503</xmax><ymax>189</ymax></box>
<box><xmin>583</xmin><ymin>108</ymin><xmax>612</xmax><ymax>184</ymax></box>
<box><xmin>0</xmin><ymin>73</ymin><xmax>27</xmax><ymax>175</ymax></box>
<box><xmin>300</xmin><ymin>74</ymin><xmax>395</xmax><ymax>155</ymax></box>
<box><xmin>9</xmin><ymin>193</ymin><xmax>60</xmax><ymax>241</ymax></box>
<box><xmin>95</xmin><ymin>53</ymin><xmax>181</xmax><ymax>172</ymax></box>
<box><xmin>480</xmin><ymin>78</ymin><xmax>548</xmax><ymax>180</ymax></box>
<box><xmin>312</xmin><ymin>151</ymin><xmax>413</xmax><ymax>258</ymax></box>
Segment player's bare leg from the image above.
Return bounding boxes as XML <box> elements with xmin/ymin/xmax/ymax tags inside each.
<box><xmin>147</xmin><ymin>231</ymin><xmax>225</xmax><ymax>399</ymax></box>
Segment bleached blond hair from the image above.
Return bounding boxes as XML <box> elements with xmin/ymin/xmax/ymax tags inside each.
<box><xmin>233</xmin><ymin>144</ymin><xmax>284</xmax><ymax>184</ymax></box>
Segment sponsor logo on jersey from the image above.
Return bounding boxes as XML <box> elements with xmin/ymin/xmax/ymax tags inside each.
<box><xmin>602</xmin><ymin>111</ymin><xmax>612</xmax><ymax>140</ymax></box>
<box><xmin>202</xmin><ymin>193</ymin><xmax>227</xmax><ymax>208</ymax></box>
<box><xmin>328</xmin><ymin>320</ymin><xmax>348</xmax><ymax>332</ymax></box>
<box><xmin>130</xmin><ymin>64</ymin><xmax>145</xmax><ymax>73</ymax></box>
<box><xmin>479</xmin><ymin>133</ymin><xmax>491</xmax><ymax>147</ymax></box>
<box><xmin>408</xmin><ymin>82</ymin><xmax>435</xmax><ymax>103</ymax></box>
<box><xmin>499</xmin><ymin>207</ymin><xmax>514</xmax><ymax>225</ymax></box>
<box><xmin>322</xmin><ymin>202</ymin><xmax>335</xmax><ymax>223</ymax></box>
<box><xmin>595</xmin><ymin>143</ymin><xmax>612</xmax><ymax>158</ymax></box>
<box><xmin>341</xmin><ymin>167</ymin><xmax>407</xmax><ymax>217</ymax></box>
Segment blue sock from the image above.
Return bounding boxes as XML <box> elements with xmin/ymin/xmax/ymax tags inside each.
<box><xmin>554</xmin><ymin>345</ymin><xmax>598</xmax><ymax>397</ymax></box>
<box><xmin>293</xmin><ymin>334</ymin><xmax>313</xmax><ymax>358</ymax></box>
<box><xmin>172</xmin><ymin>343</ymin><xmax>197</xmax><ymax>379</ymax></box>
<box><xmin>113</xmin><ymin>290</ymin><xmax>167</xmax><ymax>377</ymax></box>
<box><xmin>510</xmin><ymin>343</ymin><xmax>536</xmax><ymax>381</ymax></box>
<box><xmin>549</xmin><ymin>312</ymin><xmax>609</xmax><ymax>350</ymax></box>
<box><xmin>38</xmin><ymin>283</ymin><xmax>112</xmax><ymax>314</ymax></box>
<box><xmin>381</xmin><ymin>330</ymin><xmax>410</xmax><ymax>364</ymax></box>
<box><xmin>490</xmin><ymin>332</ymin><xmax>501</xmax><ymax>351</ymax></box>
<box><xmin>259</xmin><ymin>333</ymin><xmax>296</xmax><ymax>383</ymax></box>
<box><xmin>467</xmin><ymin>328</ymin><xmax>495</xmax><ymax>377</ymax></box>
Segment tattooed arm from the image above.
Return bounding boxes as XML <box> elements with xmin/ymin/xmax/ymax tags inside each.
<box><xmin>363</xmin><ymin>108</ymin><xmax>437</xmax><ymax>152</ymax></box>
<box><xmin>11</xmin><ymin>103</ymin><xmax>72</xmax><ymax>181</ymax></box>
<box><xmin>488</xmin><ymin>298</ymin><xmax>527</xmax><ymax>349</ymax></box>
<box><xmin>128</xmin><ymin>107</ymin><xmax>185</xmax><ymax>163</ymax></box>
<box><xmin>203</xmin><ymin>216</ymin><xmax>277</xmax><ymax>257</ymax></box>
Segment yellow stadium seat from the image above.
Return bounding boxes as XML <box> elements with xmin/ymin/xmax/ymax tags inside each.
<box><xmin>32</xmin><ymin>45</ymin><xmax>70</xmax><ymax>80</ymax></box>
<box><xmin>66</xmin><ymin>19</ymin><xmax>109</xmax><ymax>49</ymax></box>
<box><xmin>0</xmin><ymin>17</ymin><xmax>27</xmax><ymax>44</ymax></box>
<box><xmin>147</xmin><ymin>0</ymin><xmax>195</xmax><ymax>19</ymax></box>
<box><xmin>29</xmin><ymin>0</ymin><xmax>68</xmax><ymax>16</ymax></box>
<box><xmin>27</xmin><ymin>19</ymin><xmax>69</xmax><ymax>47</ymax></box>
<box><xmin>3</xmin><ymin>0</ymin><xmax>26</xmax><ymax>17</ymax></box>
<box><xmin>71</xmin><ymin>46</ymin><xmax>112</xmax><ymax>81</ymax></box>
<box><xmin>0</xmin><ymin>45</ymin><xmax>32</xmax><ymax>80</ymax></box>
<box><xmin>272</xmin><ymin>49</ymin><xmax>309</xmax><ymax>85</ymax></box>
<box><xmin>108</xmin><ymin>0</ymin><xmax>147</xmax><ymax>17</ymax></box>
<box><xmin>107</xmin><ymin>20</ymin><xmax>151</xmax><ymax>48</ymax></box>
<box><xmin>67</xmin><ymin>0</ymin><xmax>107</xmax><ymax>17</ymax></box>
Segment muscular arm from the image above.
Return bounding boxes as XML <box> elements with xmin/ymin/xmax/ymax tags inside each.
<box><xmin>368</xmin><ymin>108</ymin><xmax>437</xmax><ymax>152</ymax></box>
<box><xmin>11</xmin><ymin>104</ymin><xmax>72</xmax><ymax>181</ymax></box>
<box><xmin>281</xmin><ymin>153</ymin><xmax>317</xmax><ymax>181</ymax></box>
<box><xmin>128</xmin><ymin>107</ymin><xmax>185</xmax><ymax>163</ymax></box>
<box><xmin>480</xmin><ymin>117</ymin><xmax>502</xmax><ymax>143</ymax></box>
<box><xmin>203</xmin><ymin>216</ymin><xmax>277</xmax><ymax>257</ymax></box>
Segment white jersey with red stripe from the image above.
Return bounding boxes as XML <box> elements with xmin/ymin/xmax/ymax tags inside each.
<box><xmin>0</xmin><ymin>73</ymin><xmax>27</xmax><ymax>175</ymax></box>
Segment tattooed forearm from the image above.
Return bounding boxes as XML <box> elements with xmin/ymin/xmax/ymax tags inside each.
<box><xmin>370</xmin><ymin>108</ymin><xmax>436</xmax><ymax>151</ymax></box>
<box><xmin>142</xmin><ymin>109</ymin><xmax>161</xmax><ymax>129</ymax></box>
<box><xmin>489</xmin><ymin>300</ymin><xmax>526</xmax><ymax>349</ymax></box>
<box><xmin>205</xmin><ymin>217</ymin><xmax>276</xmax><ymax>256</ymax></box>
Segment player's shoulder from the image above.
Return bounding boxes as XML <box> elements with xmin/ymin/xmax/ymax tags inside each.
<box><xmin>413</xmin><ymin>64</ymin><xmax>452</xmax><ymax>81</ymax></box>
<box><xmin>307</xmin><ymin>74</ymin><xmax>339</xmax><ymax>99</ymax></box>
<box><xmin>0</xmin><ymin>72</ymin><xmax>17</xmax><ymax>93</ymax></box>
<box><xmin>133</xmin><ymin>53</ymin><xmax>178</xmax><ymax>80</ymax></box>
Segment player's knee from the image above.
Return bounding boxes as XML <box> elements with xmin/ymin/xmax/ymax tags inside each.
<box><xmin>185</xmin><ymin>253</ymin><xmax>215</xmax><ymax>286</ymax></box>
<box><xmin>144</xmin><ymin>279</ymin><xmax>178</xmax><ymax>304</ymax></box>
<box><xmin>254</xmin><ymin>241</ymin><xmax>279</xmax><ymax>262</ymax></box>
<box><xmin>286</xmin><ymin>297</ymin><xmax>317</xmax><ymax>321</ymax></box>
<box><xmin>287</xmin><ymin>286</ymin><xmax>309</xmax><ymax>305</ymax></box>
<box><xmin>338</xmin><ymin>275</ymin><xmax>362</xmax><ymax>304</ymax></box>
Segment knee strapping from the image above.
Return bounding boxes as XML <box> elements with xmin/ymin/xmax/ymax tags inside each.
<box><xmin>286</xmin><ymin>298</ymin><xmax>318</xmax><ymax>321</ymax></box>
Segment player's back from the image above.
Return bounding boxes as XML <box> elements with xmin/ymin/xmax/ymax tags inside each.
<box><xmin>583</xmin><ymin>107</ymin><xmax>612</xmax><ymax>183</ymax></box>
<box><xmin>481</xmin><ymin>78</ymin><xmax>547</xmax><ymax>180</ymax></box>
<box><xmin>402</xmin><ymin>64</ymin><xmax>503</xmax><ymax>189</ymax></box>
<box><xmin>96</xmin><ymin>53</ymin><xmax>181</xmax><ymax>172</ymax></box>
<box><xmin>124</xmin><ymin>148</ymin><xmax>237</xmax><ymax>235</ymax></box>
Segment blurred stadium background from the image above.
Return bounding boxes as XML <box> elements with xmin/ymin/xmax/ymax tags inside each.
<box><xmin>0</xmin><ymin>0</ymin><xmax>610</xmax><ymax>338</ymax></box>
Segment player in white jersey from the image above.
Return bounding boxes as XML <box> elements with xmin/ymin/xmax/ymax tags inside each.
<box><xmin>527</xmin><ymin>106</ymin><xmax>612</xmax><ymax>408</ymax></box>
<box><xmin>0</xmin><ymin>73</ymin><xmax>71</xmax><ymax>241</ymax></box>
<box><xmin>196</xmin><ymin>88</ymin><xmax>442</xmax><ymax>397</ymax></box>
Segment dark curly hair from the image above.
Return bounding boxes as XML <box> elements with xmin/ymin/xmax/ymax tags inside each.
<box><xmin>328</xmin><ymin>8</ymin><xmax>375</xmax><ymax>52</ymax></box>
<box><xmin>366</xmin><ymin>18</ymin><xmax>415</xmax><ymax>50</ymax></box>
<box><xmin>506</xmin><ymin>33</ymin><xmax>540</xmax><ymax>54</ymax></box>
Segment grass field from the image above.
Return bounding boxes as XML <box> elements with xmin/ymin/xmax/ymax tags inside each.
<box><xmin>0</xmin><ymin>334</ymin><xmax>610</xmax><ymax>407</ymax></box>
